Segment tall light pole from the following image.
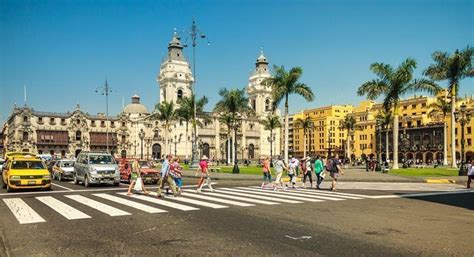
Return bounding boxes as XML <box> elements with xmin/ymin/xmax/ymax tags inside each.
<box><xmin>184</xmin><ymin>17</ymin><xmax>210</xmax><ymax>168</ymax></box>
<box><xmin>95</xmin><ymin>79</ymin><xmax>113</xmax><ymax>153</ymax></box>
<box><xmin>139</xmin><ymin>128</ymin><xmax>145</xmax><ymax>160</ymax></box>
<box><xmin>454</xmin><ymin>103</ymin><xmax>471</xmax><ymax>176</ymax></box>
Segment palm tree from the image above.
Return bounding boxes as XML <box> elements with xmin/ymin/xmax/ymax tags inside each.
<box><xmin>340</xmin><ymin>115</ymin><xmax>356</xmax><ymax>163</ymax></box>
<box><xmin>261</xmin><ymin>115</ymin><xmax>282</xmax><ymax>163</ymax></box>
<box><xmin>176</xmin><ymin>94</ymin><xmax>211</xmax><ymax>159</ymax></box>
<box><xmin>428</xmin><ymin>96</ymin><xmax>451</xmax><ymax>166</ymax></box>
<box><xmin>263</xmin><ymin>65</ymin><xmax>314</xmax><ymax>164</ymax></box>
<box><xmin>424</xmin><ymin>46</ymin><xmax>474</xmax><ymax>168</ymax></box>
<box><xmin>294</xmin><ymin>116</ymin><xmax>313</xmax><ymax>158</ymax></box>
<box><xmin>214</xmin><ymin>88</ymin><xmax>253</xmax><ymax>172</ymax></box>
<box><xmin>149</xmin><ymin>101</ymin><xmax>177</xmax><ymax>155</ymax></box>
<box><xmin>357</xmin><ymin>58</ymin><xmax>440</xmax><ymax>169</ymax></box>
<box><xmin>377</xmin><ymin>110</ymin><xmax>393</xmax><ymax>163</ymax></box>
<box><xmin>219</xmin><ymin>113</ymin><xmax>236</xmax><ymax>165</ymax></box>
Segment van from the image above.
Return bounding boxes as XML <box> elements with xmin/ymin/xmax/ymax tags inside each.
<box><xmin>73</xmin><ymin>152</ymin><xmax>120</xmax><ymax>187</ymax></box>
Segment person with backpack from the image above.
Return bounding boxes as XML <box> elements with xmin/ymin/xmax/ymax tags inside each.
<box><xmin>327</xmin><ymin>154</ymin><xmax>344</xmax><ymax>191</ymax></box>
<box><xmin>314</xmin><ymin>155</ymin><xmax>324</xmax><ymax>189</ymax></box>
<box><xmin>302</xmin><ymin>156</ymin><xmax>313</xmax><ymax>188</ymax></box>
<box><xmin>286</xmin><ymin>157</ymin><xmax>298</xmax><ymax>189</ymax></box>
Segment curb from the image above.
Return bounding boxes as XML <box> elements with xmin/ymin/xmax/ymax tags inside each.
<box><xmin>424</xmin><ymin>179</ymin><xmax>457</xmax><ymax>184</ymax></box>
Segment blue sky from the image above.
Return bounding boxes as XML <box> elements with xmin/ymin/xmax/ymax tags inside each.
<box><xmin>1</xmin><ymin>0</ymin><xmax>473</xmax><ymax>124</ymax></box>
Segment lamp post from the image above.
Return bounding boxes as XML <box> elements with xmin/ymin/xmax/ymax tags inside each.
<box><xmin>95</xmin><ymin>80</ymin><xmax>113</xmax><ymax>153</ymax></box>
<box><xmin>184</xmin><ymin>18</ymin><xmax>210</xmax><ymax>168</ymax></box>
<box><xmin>376</xmin><ymin>116</ymin><xmax>383</xmax><ymax>171</ymax></box>
<box><xmin>454</xmin><ymin>103</ymin><xmax>472</xmax><ymax>176</ymax></box>
<box><xmin>267</xmin><ymin>134</ymin><xmax>275</xmax><ymax>167</ymax></box>
<box><xmin>172</xmin><ymin>134</ymin><xmax>182</xmax><ymax>157</ymax></box>
<box><xmin>139</xmin><ymin>128</ymin><xmax>145</xmax><ymax>160</ymax></box>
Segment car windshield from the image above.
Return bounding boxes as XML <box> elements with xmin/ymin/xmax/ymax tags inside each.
<box><xmin>89</xmin><ymin>155</ymin><xmax>115</xmax><ymax>165</ymax></box>
<box><xmin>11</xmin><ymin>161</ymin><xmax>46</xmax><ymax>169</ymax></box>
<box><xmin>60</xmin><ymin>161</ymin><xmax>75</xmax><ymax>167</ymax></box>
<box><xmin>139</xmin><ymin>161</ymin><xmax>149</xmax><ymax>168</ymax></box>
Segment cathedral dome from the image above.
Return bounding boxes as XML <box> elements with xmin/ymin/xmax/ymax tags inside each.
<box><xmin>123</xmin><ymin>95</ymin><xmax>149</xmax><ymax>114</ymax></box>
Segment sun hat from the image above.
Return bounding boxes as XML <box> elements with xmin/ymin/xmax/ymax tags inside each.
<box><xmin>201</xmin><ymin>155</ymin><xmax>208</xmax><ymax>160</ymax></box>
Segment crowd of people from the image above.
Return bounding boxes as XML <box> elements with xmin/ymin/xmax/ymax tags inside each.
<box><xmin>261</xmin><ymin>154</ymin><xmax>345</xmax><ymax>192</ymax></box>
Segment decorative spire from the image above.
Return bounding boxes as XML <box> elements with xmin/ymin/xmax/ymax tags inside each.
<box><xmin>256</xmin><ymin>48</ymin><xmax>268</xmax><ymax>64</ymax></box>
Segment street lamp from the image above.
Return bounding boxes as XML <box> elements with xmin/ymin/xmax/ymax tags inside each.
<box><xmin>172</xmin><ymin>134</ymin><xmax>182</xmax><ymax>157</ymax></box>
<box><xmin>376</xmin><ymin>116</ymin><xmax>383</xmax><ymax>171</ymax></box>
<box><xmin>267</xmin><ymin>134</ymin><xmax>275</xmax><ymax>167</ymax></box>
<box><xmin>139</xmin><ymin>128</ymin><xmax>145</xmax><ymax>160</ymax></box>
<box><xmin>95</xmin><ymin>79</ymin><xmax>114</xmax><ymax>153</ymax></box>
<box><xmin>454</xmin><ymin>103</ymin><xmax>472</xmax><ymax>176</ymax></box>
<box><xmin>184</xmin><ymin>18</ymin><xmax>210</xmax><ymax>168</ymax></box>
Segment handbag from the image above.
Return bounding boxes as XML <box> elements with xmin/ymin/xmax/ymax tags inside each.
<box><xmin>134</xmin><ymin>177</ymin><xmax>143</xmax><ymax>191</ymax></box>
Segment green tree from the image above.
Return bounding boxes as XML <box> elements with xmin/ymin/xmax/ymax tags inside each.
<box><xmin>176</xmin><ymin>94</ymin><xmax>211</xmax><ymax>159</ymax></box>
<box><xmin>149</xmin><ymin>101</ymin><xmax>177</xmax><ymax>155</ymax></box>
<box><xmin>340</xmin><ymin>115</ymin><xmax>356</xmax><ymax>162</ymax></box>
<box><xmin>263</xmin><ymin>65</ymin><xmax>314</xmax><ymax>164</ymax></box>
<box><xmin>261</xmin><ymin>115</ymin><xmax>282</xmax><ymax>163</ymax></box>
<box><xmin>424</xmin><ymin>46</ymin><xmax>474</xmax><ymax>168</ymax></box>
<box><xmin>214</xmin><ymin>88</ymin><xmax>253</xmax><ymax>172</ymax></box>
<box><xmin>357</xmin><ymin>58</ymin><xmax>440</xmax><ymax>169</ymax></box>
<box><xmin>428</xmin><ymin>96</ymin><xmax>451</xmax><ymax>166</ymax></box>
<box><xmin>294</xmin><ymin>116</ymin><xmax>313</xmax><ymax>158</ymax></box>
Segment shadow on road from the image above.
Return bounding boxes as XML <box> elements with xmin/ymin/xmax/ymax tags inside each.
<box><xmin>400</xmin><ymin>192</ymin><xmax>474</xmax><ymax>210</ymax></box>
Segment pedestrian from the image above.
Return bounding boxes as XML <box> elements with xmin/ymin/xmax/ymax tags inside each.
<box><xmin>302</xmin><ymin>156</ymin><xmax>313</xmax><ymax>188</ymax></box>
<box><xmin>157</xmin><ymin>154</ymin><xmax>178</xmax><ymax>198</ymax></box>
<box><xmin>314</xmin><ymin>155</ymin><xmax>325</xmax><ymax>189</ymax></box>
<box><xmin>197</xmin><ymin>155</ymin><xmax>214</xmax><ymax>193</ymax></box>
<box><xmin>286</xmin><ymin>157</ymin><xmax>298</xmax><ymax>189</ymax></box>
<box><xmin>273</xmin><ymin>155</ymin><xmax>287</xmax><ymax>191</ymax></box>
<box><xmin>467</xmin><ymin>159</ymin><xmax>473</xmax><ymax>189</ymax></box>
<box><xmin>170</xmin><ymin>157</ymin><xmax>184</xmax><ymax>195</ymax></box>
<box><xmin>261</xmin><ymin>156</ymin><xmax>272</xmax><ymax>189</ymax></box>
<box><xmin>127</xmin><ymin>159</ymin><xmax>150</xmax><ymax>195</ymax></box>
<box><xmin>327</xmin><ymin>154</ymin><xmax>344</xmax><ymax>191</ymax></box>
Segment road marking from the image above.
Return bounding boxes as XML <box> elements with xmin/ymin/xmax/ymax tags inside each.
<box><xmin>52</xmin><ymin>183</ymin><xmax>74</xmax><ymax>191</ymax></box>
<box><xmin>65</xmin><ymin>195</ymin><xmax>131</xmax><ymax>216</ymax></box>
<box><xmin>117</xmin><ymin>193</ymin><xmax>199</xmax><ymax>211</ymax></box>
<box><xmin>243</xmin><ymin>187</ymin><xmax>345</xmax><ymax>201</ymax></box>
<box><xmin>36</xmin><ymin>196</ymin><xmax>91</xmax><ymax>220</ymax></box>
<box><xmin>296</xmin><ymin>188</ymin><xmax>371</xmax><ymax>198</ymax></box>
<box><xmin>182</xmin><ymin>191</ymin><xmax>255</xmax><ymax>207</ymax></box>
<box><xmin>225</xmin><ymin>188</ymin><xmax>323</xmax><ymax>202</ymax></box>
<box><xmin>197</xmin><ymin>191</ymin><xmax>280</xmax><ymax>205</ymax></box>
<box><xmin>93</xmin><ymin>193</ymin><xmax>166</xmax><ymax>214</ymax></box>
<box><xmin>369</xmin><ymin>190</ymin><xmax>474</xmax><ymax>199</ymax></box>
<box><xmin>3</xmin><ymin>198</ymin><xmax>45</xmax><ymax>224</ymax></box>
<box><xmin>216</xmin><ymin>189</ymin><xmax>303</xmax><ymax>204</ymax></box>
<box><xmin>148</xmin><ymin>192</ymin><xmax>228</xmax><ymax>209</ymax></box>
<box><xmin>256</xmin><ymin>187</ymin><xmax>363</xmax><ymax>200</ymax></box>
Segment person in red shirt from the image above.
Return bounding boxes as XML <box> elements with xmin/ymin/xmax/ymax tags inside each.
<box><xmin>261</xmin><ymin>156</ymin><xmax>272</xmax><ymax>189</ymax></box>
<box><xmin>196</xmin><ymin>155</ymin><xmax>214</xmax><ymax>193</ymax></box>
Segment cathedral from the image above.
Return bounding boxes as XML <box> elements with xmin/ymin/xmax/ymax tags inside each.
<box><xmin>0</xmin><ymin>32</ymin><xmax>281</xmax><ymax>162</ymax></box>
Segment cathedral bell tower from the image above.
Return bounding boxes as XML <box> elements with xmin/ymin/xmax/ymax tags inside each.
<box><xmin>247</xmin><ymin>50</ymin><xmax>273</xmax><ymax>116</ymax></box>
<box><xmin>157</xmin><ymin>32</ymin><xmax>194</xmax><ymax>105</ymax></box>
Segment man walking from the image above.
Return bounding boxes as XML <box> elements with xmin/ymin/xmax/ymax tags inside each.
<box><xmin>328</xmin><ymin>154</ymin><xmax>344</xmax><ymax>191</ymax></box>
<box><xmin>157</xmin><ymin>154</ymin><xmax>178</xmax><ymax>198</ymax></box>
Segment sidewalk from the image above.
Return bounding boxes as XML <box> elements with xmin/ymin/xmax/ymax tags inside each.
<box><xmin>181</xmin><ymin>168</ymin><xmax>469</xmax><ymax>184</ymax></box>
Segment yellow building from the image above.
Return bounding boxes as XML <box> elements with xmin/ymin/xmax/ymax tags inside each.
<box><xmin>287</xmin><ymin>93</ymin><xmax>474</xmax><ymax>164</ymax></box>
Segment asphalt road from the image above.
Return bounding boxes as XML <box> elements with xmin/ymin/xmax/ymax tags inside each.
<box><xmin>0</xmin><ymin>178</ymin><xmax>472</xmax><ymax>256</ymax></box>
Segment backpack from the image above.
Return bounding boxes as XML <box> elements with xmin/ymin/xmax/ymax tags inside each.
<box><xmin>327</xmin><ymin>159</ymin><xmax>338</xmax><ymax>172</ymax></box>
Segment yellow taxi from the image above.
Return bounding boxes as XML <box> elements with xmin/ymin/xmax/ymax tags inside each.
<box><xmin>1</xmin><ymin>152</ymin><xmax>52</xmax><ymax>192</ymax></box>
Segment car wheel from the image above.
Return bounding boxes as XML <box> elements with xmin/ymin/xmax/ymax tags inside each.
<box><xmin>73</xmin><ymin>174</ymin><xmax>79</xmax><ymax>185</ymax></box>
<box><xmin>6</xmin><ymin>181</ymin><xmax>12</xmax><ymax>193</ymax></box>
<box><xmin>84</xmin><ymin>175</ymin><xmax>90</xmax><ymax>187</ymax></box>
<box><xmin>58</xmin><ymin>173</ymin><xmax>62</xmax><ymax>182</ymax></box>
<box><xmin>114</xmin><ymin>182</ymin><xmax>120</xmax><ymax>186</ymax></box>
<box><xmin>44</xmin><ymin>186</ymin><xmax>52</xmax><ymax>191</ymax></box>
<box><xmin>2</xmin><ymin>179</ymin><xmax>6</xmax><ymax>189</ymax></box>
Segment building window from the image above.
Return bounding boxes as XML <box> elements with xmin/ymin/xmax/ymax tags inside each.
<box><xmin>467</xmin><ymin>127</ymin><xmax>472</xmax><ymax>134</ymax></box>
<box><xmin>177</xmin><ymin>89</ymin><xmax>183</xmax><ymax>99</ymax></box>
<box><xmin>467</xmin><ymin>139</ymin><xmax>472</xmax><ymax>146</ymax></box>
<box><xmin>23</xmin><ymin>116</ymin><xmax>28</xmax><ymax>122</ymax></box>
<box><xmin>101</xmin><ymin>121</ymin><xmax>105</xmax><ymax>127</ymax></box>
<box><xmin>50</xmin><ymin>118</ymin><xmax>55</xmax><ymax>124</ymax></box>
<box><xmin>61</xmin><ymin>118</ymin><xmax>66</xmax><ymax>124</ymax></box>
<box><xmin>91</xmin><ymin>120</ymin><xmax>96</xmax><ymax>126</ymax></box>
<box><xmin>77</xmin><ymin>119</ymin><xmax>80</xmax><ymax>125</ymax></box>
<box><xmin>121</xmin><ymin>135</ymin><xmax>126</xmax><ymax>143</ymax></box>
<box><xmin>76</xmin><ymin>131</ymin><xmax>81</xmax><ymax>141</ymax></box>
<box><xmin>412</xmin><ymin>104</ymin><xmax>416</xmax><ymax>109</ymax></box>
<box><xmin>265</xmin><ymin>98</ymin><xmax>271</xmax><ymax>112</ymax></box>
<box><xmin>416</xmin><ymin>120</ymin><xmax>421</xmax><ymax>127</ymax></box>
<box><xmin>22</xmin><ymin>132</ymin><xmax>28</xmax><ymax>141</ymax></box>
<box><xmin>38</xmin><ymin>117</ymin><xmax>43</xmax><ymax>123</ymax></box>
<box><xmin>122</xmin><ymin>122</ymin><xmax>126</xmax><ymax>127</ymax></box>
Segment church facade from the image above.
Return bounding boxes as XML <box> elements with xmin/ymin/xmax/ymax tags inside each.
<box><xmin>0</xmin><ymin>32</ymin><xmax>281</xmax><ymax>161</ymax></box>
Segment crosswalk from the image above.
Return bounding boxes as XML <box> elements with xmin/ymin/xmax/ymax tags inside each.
<box><xmin>1</xmin><ymin>186</ymin><xmax>374</xmax><ymax>224</ymax></box>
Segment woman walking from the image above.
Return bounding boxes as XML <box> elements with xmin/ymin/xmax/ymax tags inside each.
<box><xmin>127</xmin><ymin>159</ymin><xmax>149</xmax><ymax>195</ymax></box>
<box><xmin>261</xmin><ymin>156</ymin><xmax>272</xmax><ymax>189</ymax></box>
<box><xmin>170</xmin><ymin>157</ymin><xmax>184</xmax><ymax>195</ymax></box>
<box><xmin>314</xmin><ymin>155</ymin><xmax>324</xmax><ymax>189</ymax></box>
<box><xmin>286</xmin><ymin>157</ymin><xmax>298</xmax><ymax>190</ymax></box>
<box><xmin>273</xmin><ymin>156</ymin><xmax>287</xmax><ymax>191</ymax></box>
<box><xmin>196</xmin><ymin>155</ymin><xmax>214</xmax><ymax>193</ymax></box>
<box><xmin>302</xmin><ymin>156</ymin><xmax>313</xmax><ymax>188</ymax></box>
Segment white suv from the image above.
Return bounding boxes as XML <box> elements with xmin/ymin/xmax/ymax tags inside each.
<box><xmin>73</xmin><ymin>152</ymin><xmax>120</xmax><ymax>187</ymax></box>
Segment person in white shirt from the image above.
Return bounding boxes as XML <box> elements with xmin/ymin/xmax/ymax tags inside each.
<box><xmin>302</xmin><ymin>156</ymin><xmax>313</xmax><ymax>188</ymax></box>
<box><xmin>467</xmin><ymin>159</ymin><xmax>473</xmax><ymax>189</ymax></box>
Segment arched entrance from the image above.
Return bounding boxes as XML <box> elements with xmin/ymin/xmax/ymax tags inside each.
<box><xmin>398</xmin><ymin>153</ymin><xmax>404</xmax><ymax>162</ymax></box>
<box><xmin>75</xmin><ymin>149</ymin><xmax>81</xmax><ymax>157</ymax></box>
<box><xmin>248</xmin><ymin>144</ymin><xmax>255</xmax><ymax>160</ymax></box>
<box><xmin>152</xmin><ymin>144</ymin><xmax>162</xmax><ymax>160</ymax></box>
<box><xmin>415</xmin><ymin>152</ymin><xmax>423</xmax><ymax>162</ymax></box>
<box><xmin>425</xmin><ymin>152</ymin><xmax>434</xmax><ymax>164</ymax></box>
<box><xmin>407</xmin><ymin>153</ymin><xmax>414</xmax><ymax>160</ymax></box>
<box><xmin>202</xmin><ymin>143</ymin><xmax>210</xmax><ymax>158</ymax></box>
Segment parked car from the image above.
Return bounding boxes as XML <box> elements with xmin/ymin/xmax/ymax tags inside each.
<box><xmin>1</xmin><ymin>152</ymin><xmax>51</xmax><ymax>192</ymax></box>
<box><xmin>118</xmin><ymin>158</ymin><xmax>159</xmax><ymax>184</ymax></box>
<box><xmin>52</xmin><ymin>159</ymin><xmax>75</xmax><ymax>181</ymax></box>
<box><xmin>73</xmin><ymin>152</ymin><xmax>120</xmax><ymax>187</ymax></box>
